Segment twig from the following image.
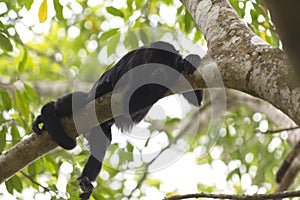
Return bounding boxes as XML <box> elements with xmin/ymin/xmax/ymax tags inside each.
<box><xmin>20</xmin><ymin>171</ymin><xmax>50</xmax><ymax>191</ymax></box>
<box><xmin>265</xmin><ymin>127</ymin><xmax>299</xmax><ymax>134</ymax></box>
<box><xmin>127</xmin><ymin>110</ymin><xmax>202</xmax><ymax>198</ymax></box>
<box><xmin>163</xmin><ymin>190</ymin><xmax>300</xmax><ymax>200</ymax></box>
<box><xmin>258</xmin><ymin>126</ymin><xmax>299</xmax><ymax>134</ymax></box>
<box><xmin>127</xmin><ymin>169</ymin><xmax>149</xmax><ymax>198</ymax></box>
<box><xmin>0</xmin><ymin>81</ymin><xmax>15</xmax><ymax>91</ymax></box>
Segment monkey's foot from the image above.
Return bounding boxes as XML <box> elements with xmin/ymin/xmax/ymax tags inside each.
<box><xmin>78</xmin><ymin>176</ymin><xmax>94</xmax><ymax>200</ymax></box>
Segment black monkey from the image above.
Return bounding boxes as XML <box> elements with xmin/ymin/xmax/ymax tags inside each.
<box><xmin>32</xmin><ymin>41</ymin><xmax>203</xmax><ymax>199</ymax></box>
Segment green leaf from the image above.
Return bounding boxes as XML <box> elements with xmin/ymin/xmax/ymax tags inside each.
<box><xmin>139</xmin><ymin>29</ymin><xmax>149</xmax><ymax>45</ymax></box>
<box><xmin>135</xmin><ymin>0</ymin><xmax>144</xmax><ymax>9</ymax></box>
<box><xmin>102</xmin><ymin>165</ymin><xmax>119</xmax><ymax>178</ymax></box>
<box><xmin>0</xmin><ymin>90</ymin><xmax>12</xmax><ymax>110</ymax></box>
<box><xmin>106</xmin><ymin>6</ymin><xmax>124</xmax><ymax>18</ymax></box>
<box><xmin>194</xmin><ymin>30</ymin><xmax>202</xmax><ymax>42</ymax></box>
<box><xmin>0</xmin><ymin>32</ymin><xmax>13</xmax><ymax>51</ymax></box>
<box><xmin>5</xmin><ymin>177</ymin><xmax>14</xmax><ymax>194</ymax></box>
<box><xmin>184</xmin><ymin>12</ymin><xmax>193</xmax><ymax>33</ymax></box>
<box><xmin>11</xmin><ymin>124</ymin><xmax>20</xmax><ymax>143</ymax></box>
<box><xmin>15</xmin><ymin>90</ymin><xmax>30</xmax><ymax>118</ymax></box>
<box><xmin>28</xmin><ymin>162</ymin><xmax>36</xmax><ymax>177</ymax></box>
<box><xmin>18</xmin><ymin>49</ymin><xmax>28</xmax><ymax>73</ymax></box>
<box><xmin>10</xmin><ymin>175</ymin><xmax>23</xmax><ymax>193</ymax></box>
<box><xmin>99</xmin><ymin>28</ymin><xmax>119</xmax><ymax>43</ymax></box>
<box><xmin>0</xmin><ymin>21</ymin><xmax>4</xmax><ymax>29</ymax></box>
<box><xmin>126</xmin><ymin>143</ymin><xmax>134</xmax><ymax>152</ymax></box>
<box><xmin>161</xmin><ymin>0</ymin><xmax>173</xmax><ymax>5</ymax></box>
<box><xmin>53</xmin><ymin>0</ymin><xmax>63</xmax><ymax>21</ymax></box>
<box><xmin>177</xmin><ymin>5</ymin><xmax>184</xmax><ymax>15</ymax></box>
<box><xmin>43</xmin><ymin>156</ymin><xmax>58</xmax><ymax>173</ymax></box>
<box><xmin>25</xmin><ymin>0</ymin><xmax>34</xmax><ymax>10</ymax></box>
<box><xmin>5</xmin><ymin>175</ymin><xmax>23</xmax><ymax>193</ymax></box>
<box><xmin>165</xmin><ymin>117</ymin><xmax>180</xmax><ymax>125</ymax></box>
<box><xmin>0</xmin><ymin>126</ymin><xmax>7</xmax><ymax>152</ymax></box>
<box><xmin>92</xmin><ymin>191</ymin><xmax>107</xmax><ymax>200</ymax></box>
<box><xmin>24</xmin><ymin>83</ymin><xmax>39</xmax><ymax>105</ymax></box>
<box><xmin>10</xmin><ymin>113</ymin><xmax>26</xmax><ymax>129</ymax></box>
<box><xmin>127</xmin><ymin>0</ymin><xmax>133</xmax><ymax>12</ymax></box>
<box><xmin>107</xmin><ymin>34</ymin><xmax>120</xmax><ymax>57</ymax></box>
<box><xmin>124</xmin><ymin>31</ymin><xmax>139</xmax><ymax>50</ymax></box>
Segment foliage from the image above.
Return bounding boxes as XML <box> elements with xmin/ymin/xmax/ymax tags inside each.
<box><xmin>229</xmin><ymin>0</ymin><xmax>280</xmax><ymax>47</ymax></box>
<box><xmin>0</xmin><ymin>0</ymin><xmax>288</xmax><ymax>199</ymax></box>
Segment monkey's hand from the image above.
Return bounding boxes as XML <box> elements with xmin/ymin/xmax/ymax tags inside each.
<box><xmin>78</xmin><ymin>176</ymin><xmax>94</xmax><ymax>200</ymax></box>
<box><xmin>32</xmin><ymin>115</ymin><xmax>45</xmax><ymax>134</ymax></box>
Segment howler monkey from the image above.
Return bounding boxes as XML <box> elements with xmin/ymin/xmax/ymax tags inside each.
<box><xmin>32</xmin><ymin>41</ymin><xmax>203</xmax><ymax>199</ymax></box>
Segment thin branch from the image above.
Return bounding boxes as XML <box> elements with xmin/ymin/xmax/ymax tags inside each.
<box><xmin>127</xmin><ymin>110</ymin><xmax>202</xmax><ymax>198</ymax></box>
<box><xmin>127</xmin><ymin>169</ymin><xmax>149</xmax><ymax>198</ymax></box>
<box><xmin>259</xmin><ymin>127</ymin><xmax>299</xmax><ymax>134</ymax></box>
<box><xmin>163</xmin><ymin>190</ymin><xmax>300</xmax><ymax>200</ymax></box>
<box><xmin>0</xmin><ymin>81</ymin><xmax>16</xmax><ymax>91</ymax></box>
<box><xmin>20</xmin><ymin>171</ymin><xmax>50</xmax><ymax>192</ymax></box>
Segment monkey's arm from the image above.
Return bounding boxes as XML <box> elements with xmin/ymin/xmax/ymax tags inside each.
<box><xmin>77</xmin><ymin>122</ymin><xmax>112</xmax><ymax>200</ymax></box>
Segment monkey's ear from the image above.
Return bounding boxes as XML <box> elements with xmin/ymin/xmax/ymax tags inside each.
<box><xmin>184</xmin><ymin>54</ymin><xmax>201</xmax><ymax>68</ymax></box>
<box><xmin>183</xmin><ymin>54</ymin><xmax>201</xmax><ymax>75</ymax></box>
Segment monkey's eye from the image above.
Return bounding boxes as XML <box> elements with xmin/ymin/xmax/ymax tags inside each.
<box><xmin>151</xmin><ymin>67</ymin><xmax>168</xmax><ymax>81</ymax></box>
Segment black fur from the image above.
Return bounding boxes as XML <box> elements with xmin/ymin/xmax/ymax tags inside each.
<box><xmin>32</xmin><ymin>41</ymin><xmax>203</xmax><ymax>199</ymax></box>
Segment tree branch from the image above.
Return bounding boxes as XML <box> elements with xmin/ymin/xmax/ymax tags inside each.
<box><xmin>181</xmin><ymin>0</ymin><xmax>300</xmax><ymax>126</ymax></box>
<box><xmin>20</xmin><ymin>171</ymin><xmax>50</xmax><ymax>192</ymax></box>
<box><xmin>163</xmin><ymin>190</ymin><xmax>300</xmax><ymax>200</ymax></box>
<box><xmin>0</xmin><ymin>67</ymin><xmax>205</xmax><ymax>183</ymax></box>
<box><xmin>262</xmin><ymin>127</ymin><xmax>299</xmax><ymax>134</ymax></box>
<box><xmin>0</xmin><ymin>91</ymin><xmax>114</xmax><ymax>183</ymax></box>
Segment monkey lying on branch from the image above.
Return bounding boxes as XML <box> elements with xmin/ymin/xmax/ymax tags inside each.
<box><xmin>32</xmin><ymin>41</ymin><xmax>203</xmax><ymax>199</ymax></box>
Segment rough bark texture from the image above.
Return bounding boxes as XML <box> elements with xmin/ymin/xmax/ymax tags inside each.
<box><xmin>181</xmin><ymin>0</ymin><xmax>299</xmax><ymax>125</ymax></box>
<box><xmin>0</xmin><ymin>92</ymin><xmax>114</xmax><ymax>183</ymax></box>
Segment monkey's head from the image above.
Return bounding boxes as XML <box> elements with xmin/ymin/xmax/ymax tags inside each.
<box><xmin>150</xmin><ymin>41</ymin><xmax>178</xmax><ymax>54</ymax></box>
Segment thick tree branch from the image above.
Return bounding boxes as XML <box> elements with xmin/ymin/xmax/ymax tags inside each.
<box><xmin>0</xmin><ymin>91</ymin><xmax>113</xmax><ymax>183</ymax></box>
<box><xmin>181</xmin><ymin>0</ymin><xmax>300</xmax><ymax>125</ymax></box>
<box><xmin>0</xmin><ymin>68</ymin><xmax>205</xmax><ymax>183</ymax></box>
